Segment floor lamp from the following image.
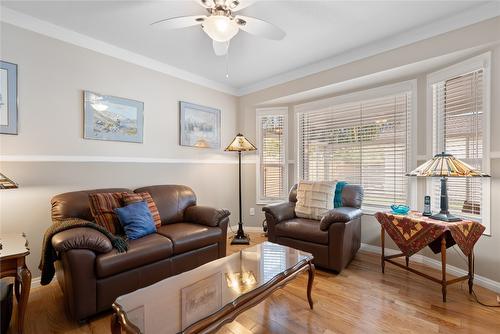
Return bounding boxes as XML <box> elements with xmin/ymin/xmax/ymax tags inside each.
<box><xmin>407</xmin><ymin>152</ymin><xmax>489</xmax><ymax>222</ymax></box>
<box><xmin>225</xmin><ymin>133</ymin><xmax>257</xmax><ymax>245</ymax></box>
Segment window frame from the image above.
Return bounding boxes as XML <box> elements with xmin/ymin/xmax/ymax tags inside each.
<box><xmin>294</xmin><ymin>80</ymin><xmax>418</xmax><ymax>214</ymax></box>
<box><xmin>256</xmin><ymin>107</ymin><xmax>289</xmax><ymax>205</ymax></box>
<box><xmin>426</xmin><ymin>52</ymin><xmax>491</xmax><ymax>235</ymax></box>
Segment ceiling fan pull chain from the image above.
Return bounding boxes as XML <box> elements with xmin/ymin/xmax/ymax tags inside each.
<box><xmin>225</xmin><ymin>45</ymin><xmax>230</xmax><ymax>78</ymax></box>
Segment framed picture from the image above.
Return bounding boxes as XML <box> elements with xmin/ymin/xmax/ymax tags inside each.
<box><xmin>179</xmin><ymin>101</ymin><xmax>220</xmax><ymax>149</ymax></box>
<box><xmin>0</xmin><ymin>61</ymin><xmax>18</xmax><ymax>135</ymax></box>
<box><xmin>84</xmin><ymin>90</ymin><xmax>144</xmax><ymax>143</ymax></box>
<box><xmin>181</xmin><ymin>272</ymin><xmax>222</xmax><ymax>329</ymax></box>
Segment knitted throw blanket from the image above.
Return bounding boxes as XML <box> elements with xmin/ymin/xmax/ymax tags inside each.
<box><xmin>39</xmin><ymin>218</ymin><xmax>128</xmax><ymax>285</ymax></box>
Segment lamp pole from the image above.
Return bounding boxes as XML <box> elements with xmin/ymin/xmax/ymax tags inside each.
<box><xmin>232</xmin><ymin>150</ymin><xmax>250</xmax><ymax>244</ymax></box>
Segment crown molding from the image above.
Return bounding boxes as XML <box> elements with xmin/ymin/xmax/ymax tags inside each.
<box><xmin>236</xmin><ymin>2</ymin><xmax>500</xmax><ymax>96</ymax></box>
<box><xmin>2</xmin><ymin>4</ymin><xmax>499</xmax><ymax>98</ymax></box>
<box><xmin>0</xmin><ymin>6</ymin><xmax>238</xmax><ymax>96</ymax></box>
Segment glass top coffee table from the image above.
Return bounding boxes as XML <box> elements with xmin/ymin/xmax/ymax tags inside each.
<box><xmin>111</xmin><ymin>241</ymin><xmax>315</xmax><ymax>334</ymax></box>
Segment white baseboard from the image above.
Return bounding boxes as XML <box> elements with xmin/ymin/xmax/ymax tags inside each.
<box><xmin>228</xmin><ymin>225</ymin><xmax>263</xmax><ymax>233</ymax></box>
<box><xmin>31</xmin><ymin>276</ymin><xmax>41</xmax><ymax>289</ymax></box>
<box><xmin>360</xmin><ymin>243</ymin><xmax>500</xmax><ymax>293</ymax></box>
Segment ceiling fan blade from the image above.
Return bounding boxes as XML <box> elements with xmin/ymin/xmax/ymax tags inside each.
<box><xmin>151</xmin><ymin>15</ymin><xmax>207</xmax><ymax>30</ymax></box>
<box><xmin>235</xmin><ymin>15</ymin><xmax>285</xmax><ymax>40</ymax></box>
<box><xmin>213</xmin><ymin>40</ymin><xmax>229</xmax><ymax>56</ymax></box>
<box><xmin>227</xmin><ymin>0</ymin><xmax>256</xmax><ymax>12</ymax></box>
<box><xmin>194</xmin><ymin>0</ymin><xmax>215</xmax><ymax>9</ymax></box>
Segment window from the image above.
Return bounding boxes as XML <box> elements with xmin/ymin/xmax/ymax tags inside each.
<box><xmin>428</xmin><ymin>53</ymin><xmax>491</xmax><ymax>233</ymax></box>
<box><xmin>256</xmin><ymin>108</ymin><xmax>288</xmax><ymax>203</ymax></box>
<box><xmin>296</xmin><ymin>81</ymin><xmax>416</xmax><ymax>212</ymax></box>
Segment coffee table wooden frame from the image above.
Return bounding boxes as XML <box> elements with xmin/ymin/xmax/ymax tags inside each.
<box><xmin>111</xmin><ymin>258</ymin><xmax>315</xmax><ymax>334</ymax></box>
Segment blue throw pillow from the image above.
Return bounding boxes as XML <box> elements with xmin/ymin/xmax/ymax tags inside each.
<box><xmin>334</xmin><ymin>181</ymin><xmax>348</xmax><ymax>208</ymax></box>
<box><xmin>114</xmin><ymin>201</ymin><xmax>156</xmax><ymax>240</ymax></box>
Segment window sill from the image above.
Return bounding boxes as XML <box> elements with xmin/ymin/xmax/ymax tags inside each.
<box><xmin>256</xmin><ymin>199</ymin><xmax>287</xmax><ymax>206</ymax></box>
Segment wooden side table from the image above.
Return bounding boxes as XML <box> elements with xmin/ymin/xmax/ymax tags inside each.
<box><xmin>0</xmin><ymin>234</ymin><xmax>31</xmax><ymax>334</ymax></box>
<box><xmin>375</xmin><ymin>212</ymin><xmax>484</xmax><ymax>302</ymax></box>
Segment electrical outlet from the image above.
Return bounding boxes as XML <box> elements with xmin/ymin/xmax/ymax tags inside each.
<box><xmin>249</xmin><ymin>208</ymin><xmax>255</xmax><ymax>216</ymax></box>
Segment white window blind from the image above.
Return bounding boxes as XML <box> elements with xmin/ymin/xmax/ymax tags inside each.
<box><xmin>432</xmin><ymin>69</ymin><xmax>484</xmax><ymax>221</ymax></box>
<box><xmin>298</xmin><ymin>90</ymin><xmax>412</xmax><ymax>210</ymax></box>
<box><xmin>256</xmin><ymin>108</ymin><xmax>288</xmax><ymax>203</ymax></box>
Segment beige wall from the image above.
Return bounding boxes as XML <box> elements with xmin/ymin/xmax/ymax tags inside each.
<box><xmin>0</xmin><ymin>23</ymin><xmax>240</xmax><ymax>278</ymax></box>
<box><xmin>238</xmin><ymin>17</ymin><xmax>500</xmax><ymax>283</ymax></box>
<box><xmin>1</xmin><ymin>16</ymin><xmax>500</xmax><ymax>285</ymax></box>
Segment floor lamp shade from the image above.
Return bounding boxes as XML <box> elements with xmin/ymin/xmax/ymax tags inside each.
<box><xmin>225</xmin><ymin>134</ymin><xmax>257</xmax><ymax>245</ymax></box>
<box><xmin>407</xmin><ymin>152</ymin><xmax>489</xmax><ymax>222</ymax></box>
<box><xmin>224</xmin><ymin>133</ymin><xmax>257</xmax><ymax>152</ymax></box>
<box><xmin>0</xmin><ymin>173</ymin><xmax>18</xmax><ymax>189</ymax></box>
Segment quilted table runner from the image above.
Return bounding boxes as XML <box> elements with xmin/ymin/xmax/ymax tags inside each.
<box><xmin>374</xmin><ymin>212</ymin><xmax>485</xmax><ymax>256</ymax></box>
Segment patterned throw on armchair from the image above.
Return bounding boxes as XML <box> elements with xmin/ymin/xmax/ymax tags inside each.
<box><xmin>263</xmin><ymin>182</ymin><xmax>364</xmax><ymax>272</ymax></box>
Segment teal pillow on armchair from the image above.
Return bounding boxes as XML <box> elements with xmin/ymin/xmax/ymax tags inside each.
<box><xmin>334</xmin><ymin>181</ymin><xmax>348</xmax><ymax>208</ymax></box>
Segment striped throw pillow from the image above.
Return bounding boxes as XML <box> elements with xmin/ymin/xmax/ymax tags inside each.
<box><xmin>122</xmin><ymin>192</ymin><xmax>162</xmax><ymax>228</ymax></box>
<box><xmin>295</xmin><ymin>180</ymin><xmax>337</xmax><ymax>220</ymax></box>
<box><xmin>88</xmin><ymin>192</ymin><xmax>125</xmax><ymax>235</ymax></box>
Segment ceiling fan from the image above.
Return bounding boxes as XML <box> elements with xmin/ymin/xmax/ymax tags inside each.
<box><xmin>151</xmin><ymin>0</ymin><xmax>286</xmax><ymax>56</ymax></box>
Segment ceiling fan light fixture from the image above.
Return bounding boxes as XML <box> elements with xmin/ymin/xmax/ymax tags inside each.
<box><xmin>202</xmin><ymin>15</ymin><xmax>239</xmax><ymax>42</ymax></box>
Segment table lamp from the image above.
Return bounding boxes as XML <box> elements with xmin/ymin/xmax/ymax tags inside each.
<box><xmin>0</xmin><ymin>173</ymin><xmax>18</xmax><ymax>189</ymax></box>
<box><xmin>225</xmin><ymin>133</ymin><xmax>257</xmax><ymax>244</ymax></box>
<box><xmin>407</xmin><ymin>152</ymin><xmax>489</xmax><ymax>222</ymax></box>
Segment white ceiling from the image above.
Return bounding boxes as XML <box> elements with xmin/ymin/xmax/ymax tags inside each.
<box><xmin>1</xmin><ymin>1</ymin><xmax>499</xmax><ymax>95</ymax></box>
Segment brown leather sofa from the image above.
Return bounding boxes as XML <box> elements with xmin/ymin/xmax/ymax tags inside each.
<box><xmin>50</xmin><ymin>185</ymin><xmax>230</xmax><ymax>321</ymax></box>
<box><xmin>263</xmin><ymin>184</ymin><xmax>363</xmax><ymax>272</ymax></box>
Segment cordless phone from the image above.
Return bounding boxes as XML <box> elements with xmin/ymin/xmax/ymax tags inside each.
<box><xmin>423</xmin><ymin>196</ymin><xmax>432</xmax><ymax>216</ymax></box>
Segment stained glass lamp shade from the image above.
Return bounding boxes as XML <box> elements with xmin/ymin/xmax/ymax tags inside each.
<box><xmin>407</xmin><ymin>152</ymin><xmax>489</xmax><ymax>222</ymax></box>
<box><xmin>225</xmin><ymin>134</ymin><xmax>257</xmax><ymax>245</ymax></box>
<box><xmin>224</xmin><ymin>133</ymin><xmax>257</xmax><ymax>152</ymax></box>
<box><xmin>0</xmin><ymin>173</ymin><xmax>18</xmax><ymax>189</ymax></box>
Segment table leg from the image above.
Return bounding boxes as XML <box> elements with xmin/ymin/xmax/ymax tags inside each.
<box><xmin>441</xmin><ymin>235</ymin><xmax>447</xmax><ymax>302</ymax></box>
<box><xmin>468</xmin><ymin>251</ymin><xmax>474</xmax><ymax>294</ymax></box>
<box><xmin>381</xmin><ymin>226</ymin><xmax>385</xmax><ymax>274</ymax></box>
<box><xmin>111</xmin><ymin>313</ymin><xmax>122</xmax><ymax>334</ymax></box>
<box><xmin>16</xmin><ymin>265</ymin><xmax>31</xmax><ymax>334</ymax></box>
<box><xmin>405</xmin><ymin>256</ymin><xmax>409</xmax><ymax>267</ymax></box>
<box><xmin>307</xmin><ymin>261</ymin><xmax>315</xmax><ymax>310</ymax></box>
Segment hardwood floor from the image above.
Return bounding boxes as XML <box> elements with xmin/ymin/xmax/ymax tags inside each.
<box><xmin>8</xmin><ymin>232</ymin><xmax>500</xmax><ymax>334</ymax></box>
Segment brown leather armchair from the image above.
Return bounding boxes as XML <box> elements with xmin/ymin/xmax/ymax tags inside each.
<box><xmin>50</xmin><ymin>185</ymin><xmax>230</xmax><ymax>321</ymax></box>
<box><xmin>263</xmin><ymin>184</ymin><xmax>363</xmax><ymax>272</ymax></box>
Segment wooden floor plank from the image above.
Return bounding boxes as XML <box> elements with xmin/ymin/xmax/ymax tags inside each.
<box><xmin>6</xmin><ymin>232</ymin><xmax>500</xmax><ymax>333</ymax></box>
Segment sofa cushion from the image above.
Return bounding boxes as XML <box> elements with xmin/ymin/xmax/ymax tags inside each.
<box><xmin>122</xmin><ymin>192</ymin><xmax>162</xmax><ymax>228</ymax></box>
<box><xmin>51</xmin><ymin>188</ymin><xmax>132</xmax><ymax>222</ymax></box>
<box><xmin>95</xmin><ymin>233</ymin><xmax>173</xmax><ymax>278</ymax></box>
<box><xmin>156</xmin><ymin>223</ymin><xmax>221</xmax><ymax>255</ymax></box>
<box><xmin>275</xmin><ymin>218</ymin><xmax>329</xmax><ymax>245</ymax></box>
<box><xmin>134</xmin><ymin>185</ymin><xmax>196</xmax><ymax>224</ymax></box>
<box><xmin>89</xmin><ymin>192</ymin><xmax>125</xmax><ymax>235</ymax></box>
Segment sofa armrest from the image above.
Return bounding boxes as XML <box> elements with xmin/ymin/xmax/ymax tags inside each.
<box><xmin>320</xmin><ymin>207</ymin><xmax>362</xmax><ymax>231</ymax></box>
<box><xmin>51</xmin><ymin>227</ymin><xmax>113</xmax><ymax>253</ymax></box>
<box><xmin>184</xmin><ymin>205</ymin><xmax>231</xmax><ymax>227</ymax></box>
<box><xmin>262</xmin><ymin>202</ymin><xmax>296</xmax><ymax>223</ymax></box>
